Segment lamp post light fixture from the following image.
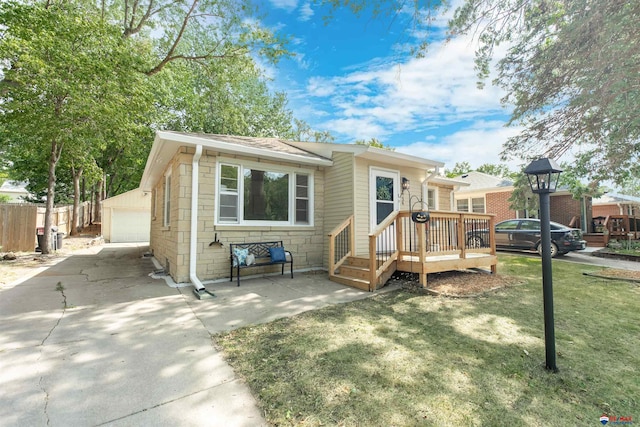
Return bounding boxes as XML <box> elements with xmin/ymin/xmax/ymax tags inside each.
<box><xmin>524</xmin><ymin>157</ymin><xmax>563</xmax><ymax>372</ymax></box>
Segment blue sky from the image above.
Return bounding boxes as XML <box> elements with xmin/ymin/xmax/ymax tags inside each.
<box><xmin>257</xmin><ymin>0</ymin><xmax>523</xmax><ymax>172</ymax></box>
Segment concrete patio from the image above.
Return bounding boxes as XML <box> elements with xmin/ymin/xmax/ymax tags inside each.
<box><xmin>0</xmin><ymin>243</ymin><xmax>391</xmax><ymax>426</ymax></box>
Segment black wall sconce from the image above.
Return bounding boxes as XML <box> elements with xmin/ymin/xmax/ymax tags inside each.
<box><xmin>402</xmin><ymin>177</ymin><xmax>410</xmax><ymax>192</ymax></box>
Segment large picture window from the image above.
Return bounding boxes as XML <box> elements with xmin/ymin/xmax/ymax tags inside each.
<box><xmin>217</xmin><ymin>160</ymin><xmax>313</xmax><ymax>226</ymax></box>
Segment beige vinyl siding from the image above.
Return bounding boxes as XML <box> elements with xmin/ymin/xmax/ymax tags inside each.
<box><xmin>353</xmin><ymin>158</ymin><xmax>434</xmax><ymax>256</ymax></box>
<box><xmin>438</xmin><ymin>185</ymin><xmax>453</xmax><ymax>211</ymax></box>
<box><xmin>323</xmin><ymin>152</ymin><xmax>355</xmax><ymax>267</ymax></box>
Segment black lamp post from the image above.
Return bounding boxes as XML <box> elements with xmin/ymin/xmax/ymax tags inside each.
<box><xmin>524</xmin><ymin>158</ymin><xmax>563</xmax><ymax>372</ymax></box>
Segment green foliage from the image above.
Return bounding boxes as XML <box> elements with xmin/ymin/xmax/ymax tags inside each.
<box><xmin>449</xmin><ymin>0</ymin><xmax>640</xmax><ymax>186</ymax></box>
<box><xmin>291</xmin><ymin>119</ymin><xmax>335</xmax><ymax>143</ymax></box>
<box><xmin>445</xmin><ymin>162</ymin><xmax>516</xmax><ymax>179</ymax></box>
<box><xmin>445</xmin><ymin>161</ymin><xmax>473</xmax><ymax>177</ymax></box>
<box><xmin>355</xmin><ymin>137</ymin><xmax>395</xmax><ymax>150</ymax></box>
<box><xmin>0</xmin><ymin>194</ymin><xmax>11</xmax><ymax>203</ymax></box>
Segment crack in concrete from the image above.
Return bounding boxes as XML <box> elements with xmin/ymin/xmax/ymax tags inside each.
<box><xmin>37</xmin><ymin>281</ymin><xmax>68</xmax><ymax>426</ymax></box>
<box><xmin>94</xmin><ymin>381</ymin><xmax>236</xmax><ymax>426</ymax></box>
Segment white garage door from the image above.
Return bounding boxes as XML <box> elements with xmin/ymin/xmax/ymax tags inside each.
<box><xmin>111</xmin><ymin>209</ymin><xmax>150</xmax><ymax>242</ymax></box>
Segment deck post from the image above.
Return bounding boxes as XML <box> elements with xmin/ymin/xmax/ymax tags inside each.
<box><xmin>418</xmin><ymin>222</ymin><xmax>427</xmax><ymax>287</ymax></box>
<box><xmin>457</xmin><ymin>214</ymin><xmax>466</xmax><ymax>259</ymax></box>
<box><xmin>489</xmin><ymin>215</ymin><xmax>497</xmax><ymax>274</ymax></box>
<box><xmin>369</xmin><ymin>234</ymin><xmax>376</xmax><ymax>292</ymax></box>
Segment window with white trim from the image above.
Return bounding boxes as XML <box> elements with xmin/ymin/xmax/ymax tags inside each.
<box><xmin>217</xmin><ymin>160</ymin><xmax>313</xmax><ymax>226</ymax></box>
<box><xmin>472</xmin><ymin>197</ymin><xmax>485</xmax><ymax>213</ymax></box>
<box><xmin>456</xmin><ymin>197</ymin><xmax>485</xmax><ymax>213</ymax></box>
<box><xmin>163</xmin><ymin>172</ymin><xmax>171</xmax><ymax>227</ymax></box>
<box><xmin>427</xmin><ymin>188</ymin><xmax>437</xmax><ymax>210</ymax></box>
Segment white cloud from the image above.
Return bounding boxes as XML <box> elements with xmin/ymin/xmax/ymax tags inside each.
<box><xmin>306</xmin><ymin>33</ymin><xmax>508</xmax><ymax>142</ymax></box>
<box><xmin>299</xmin><ymin>2</ymin><xmax>314</xmax><ymax>22</ymax></box>
<box><xmin>268</xmin><ymin>0</ymin><xmax>298</xmax><ymax>12</ymax></box>
<box><xmin>396</xmin><ymin>121</ymin><xmax>524</xmax><ymax>171</ymax></box>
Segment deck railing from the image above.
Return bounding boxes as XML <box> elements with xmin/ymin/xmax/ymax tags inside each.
<box><xmin>368</xmin><ymin>211</ymin><xmax>401</xmax><ymax>288</ymax></box>
<box><xmin>328</xmin><ymin>210</ymin><xmax>497</xmax><ymax>290</ymax></box>
<box><xmin>605</xmin><ymin>215</ymin><xmax>640</xmax><ymax>239</ymax></box>
<box><xmin>328</xmin><ymin>215</ymin><xmax>354</xmax><ymax>276</ymax></box>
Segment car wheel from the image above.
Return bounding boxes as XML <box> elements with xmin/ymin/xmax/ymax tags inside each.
<box><xmin>537</xmin><ymin>242</ymin><xmax>559</xmax><ymax>258</ymax></box>
<box><xmin>467</xmin><ymin>235</ymin><xmax>483</xmax><ymax>248</ymax></box>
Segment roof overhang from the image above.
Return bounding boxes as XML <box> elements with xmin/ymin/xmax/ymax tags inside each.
<box><xmin>286</xmin><ymin>141</ymin><xmax>444</xmax><ymax>170</ymax></box>
<box><xmin>140</xmin><ymin>131</ymin><xmax>334</xmax><ymax>191</ymax></box>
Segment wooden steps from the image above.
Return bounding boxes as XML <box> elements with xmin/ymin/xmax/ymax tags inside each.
<box><xmin>584</xmin><ymin>233</ymin><xmax>606</xmax><ymax>247</ymax></box>
<box><xmin>329</xmin><ymin>256</ymin><xmax>395</xmax><ymax>292</ymax></box>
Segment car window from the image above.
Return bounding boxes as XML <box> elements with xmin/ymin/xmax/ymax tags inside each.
<box><xmin>519</xmin><ymin>220</ymin><xmax>540</xmax><ymax>230</ymax></box>
<box><xmin>550</xmin><ymin>222</ymin><xmax>565</xmax><ymax>230</ymax></box>
<box><xmin>496</xmin><ymin>220</ymin><xmax>520</xmax><ymax>231</ymax></box>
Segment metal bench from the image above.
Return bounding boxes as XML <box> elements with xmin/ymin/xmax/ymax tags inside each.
<box><xmin>229</xmin><ymin>241</ymin><xmax>293</xmax><ymax>286</ymax></box>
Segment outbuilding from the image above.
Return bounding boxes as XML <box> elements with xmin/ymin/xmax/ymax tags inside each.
<box><xmin>101</xmin><ymin>188</ymin><xmax>151</xmax><ymax>243</ymax></box>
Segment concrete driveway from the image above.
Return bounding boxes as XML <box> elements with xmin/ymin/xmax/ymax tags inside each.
<box><xmin>0</xmin><ymin>244</ymin><xmax>379</xmax><ymax>427</ymax></box>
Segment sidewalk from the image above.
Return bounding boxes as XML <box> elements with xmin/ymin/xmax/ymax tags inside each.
<box><xmin>0</xmin><ymin>243</ymin><xmax>384</xmax><ymax>426</ymax></box>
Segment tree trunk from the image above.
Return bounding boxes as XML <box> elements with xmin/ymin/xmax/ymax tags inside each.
<box><xmin>94</xmin><ymin>178</ymin><xmax>103</xmax><ymax>223</ymax></box>
<box><xmin>42</xmin><ymin>140</ymin><xmax>61</xmax><ymax>255</ymax></box>
<box><xmin>70</xmin><ymin>167</ymin><xmax>82</xmax><ymax>236</ymax></box>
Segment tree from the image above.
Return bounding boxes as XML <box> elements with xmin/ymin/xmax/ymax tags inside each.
<box><xmin>322</xmin><ymin>0</ymin><xmax>639</xmax><ymax>187</ymax></box>
<box><xmin>1</xmin><ymin>0</ymin><xmax>289</xmax><ymax>249</ymax></box>
<box><xmin>448</xmin><ymin>0</ymin><xmax>640</xmax><ymax>187</ymax></box>
<box><xmin>0</xmin><ymin>2</ymin><xmax>154</xmax><ymax>252</ymax></box>
<box><xmin>291</xmin><ymin>119</ymin><xmax>335</xmax><ymax>143</ymax></box>
<box><xmin>355</xmin><ymin>138</ymin><xmax>395</xmax><ymax>150</ymax></box>
<box><xmin>476</xmin><ymin>164</ymin><xmax>516</xmax><ymax>180</ymax></box>
<box><xmin>444</xmin><ymin>162</ymin><xmax>473</xmax><ymax>178</ymax></box>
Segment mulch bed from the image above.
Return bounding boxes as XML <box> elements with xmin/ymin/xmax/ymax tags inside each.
<box><xmin>388</xmin><ymin>269</ymin><xmax>521</xmax><ymax>297</ymax></box>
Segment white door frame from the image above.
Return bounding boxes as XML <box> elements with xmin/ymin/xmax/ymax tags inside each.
<box><xmin>369</xmin><ymin>167</ymin><xmax>400</xmax><ymax>232</ymax></box>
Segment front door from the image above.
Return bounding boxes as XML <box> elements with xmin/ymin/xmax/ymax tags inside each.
<box><xmin>370</xmin><ymin>168</ymin><xmax>399</xmax><ymax>252</ymax></box>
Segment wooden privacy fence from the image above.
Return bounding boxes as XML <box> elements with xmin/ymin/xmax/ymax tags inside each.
<box><xmin>0</xmin><ymin>202</ymin><xmax>91</xmax><ymax>252</ymax></box>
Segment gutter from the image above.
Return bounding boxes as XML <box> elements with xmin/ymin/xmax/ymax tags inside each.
<box><xmin>189</xmin><ymin>145</ymin><xmax>215</xmax><ymax>299</ymax></box>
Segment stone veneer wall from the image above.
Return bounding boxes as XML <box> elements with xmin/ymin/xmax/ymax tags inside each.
<box><xmin>155</xmin><ymin>147</ymin><xmax>327</xmax><ymax>284</ymax></box>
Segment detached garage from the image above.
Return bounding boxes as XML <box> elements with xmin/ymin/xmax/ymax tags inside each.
<box><xmin>102</xmin><ymin>188</ymin><xmax>151</xmax><ymax>243</ymax></box>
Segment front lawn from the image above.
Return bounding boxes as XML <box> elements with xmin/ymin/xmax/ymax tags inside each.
<box><xmin>216</xmin><ymin>255</ymin><xmax>640</xmax><ymax>426</ymax></box>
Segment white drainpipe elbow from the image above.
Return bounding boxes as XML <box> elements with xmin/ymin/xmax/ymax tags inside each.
<box><xmin>189</xmin><ymin>145</ymin><xmax>205</xmax><ymax>292</ymax></box>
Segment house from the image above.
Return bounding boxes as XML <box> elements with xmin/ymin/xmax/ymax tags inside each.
<box><xmin>453</xmin><ymin>171</ymin><xmax>593</xmax><ymax>233</ymax></box>
<box><xmin>0</xmin><ymin>181</ymin><xmax>30</xmax><ymax>203</ymax></box>
<box><xmin>590</xmin><ymin>193</ymin><xmax>640</xmax><ymax>244</ymax></box>
<box><xmin>101</xmin><ymin>188</ymin><xmax>151</xmax><ymax>243</ymax></box>
<box><xmin>592</xmin><ymin>193</ymin><xmax>640</xmax><ymax>218</ymax></box>
<box><xmin>139</xmin><ymin>131</ymin><xmax>497</xmax><ymax>291</ymax></box>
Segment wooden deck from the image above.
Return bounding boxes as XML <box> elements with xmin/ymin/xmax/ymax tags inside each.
<box><xmin>328</xmin><ymin>211</ymin><xmax>497</xmax><ymax>291</ymax></box>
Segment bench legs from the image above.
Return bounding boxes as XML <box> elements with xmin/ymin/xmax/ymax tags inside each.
<box><xmin>230</xmin><ymin>262</ymin><xmax>293</xmax><ymax>286</ymax></box>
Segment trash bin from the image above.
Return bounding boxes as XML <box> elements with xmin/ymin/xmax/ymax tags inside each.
<box><xmin>35</xmin><ymin>227</ymin><xmax>60</xmax><ymax>252</ymax></box>
<box><xmin>56</xmin><ymin>232</ymin><xmax>64</xmax><ymax>249</ymax></box>
<box><xmin>36</xmin><ymin>227</ymin><xmax>45</xmax><ymax>252</ymax></box>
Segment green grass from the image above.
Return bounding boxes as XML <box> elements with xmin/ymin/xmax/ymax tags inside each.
<box><xmin>216</xmin><ymin>255</ymin><xmax>640</xmax><ymax>426</ymax></box>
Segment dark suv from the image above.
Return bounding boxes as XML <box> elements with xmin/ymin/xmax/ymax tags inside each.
<box><xmin>468</xmin><ymin>218</ymin><xmax>587</xmax><ymax>257</ymax></box>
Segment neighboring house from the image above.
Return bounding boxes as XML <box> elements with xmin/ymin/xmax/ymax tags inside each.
<box><xmin>101</xmin><ymin>188</ymin><xmax>151</xmax><ymax>243</ymax></box>
<box><xmin>139</xmin><ymin>131</ymin><xmax>470</xmax><ymax>286</ymax></box>
<box><xmin>0</xmin><ymin>181</ymin><xmax>30</xmax><ymax>203</ymax></box>
<box><xmin>453</xmin><ymin>171</ymin><xmax>592</xmax><ymax>232</ymax></box>
<box><xmin>453</xmin><ymin>172</ymin><xmax>516</xmax><ymax>222</ymax></box>
<box><xmin>592</xmin><ymin>193</ymin><xmax>640</xmax><ymax>218</ymax></box>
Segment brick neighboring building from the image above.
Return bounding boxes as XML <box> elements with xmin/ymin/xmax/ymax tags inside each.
<box><xmin>592</xmin><ymin>193</ymin><xmax>640</xmax><ymax>218</ymax></box>
<box><xmin>453</xmin><ymin>171</ymin><xmax>592</xmax><ymax>232</ymax></box>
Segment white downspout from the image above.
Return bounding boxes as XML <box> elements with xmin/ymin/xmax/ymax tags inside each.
<box><xmin>190</xmin><ymin>145</ymin><xmax>205</xmax><ymax>293</ymax></box>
